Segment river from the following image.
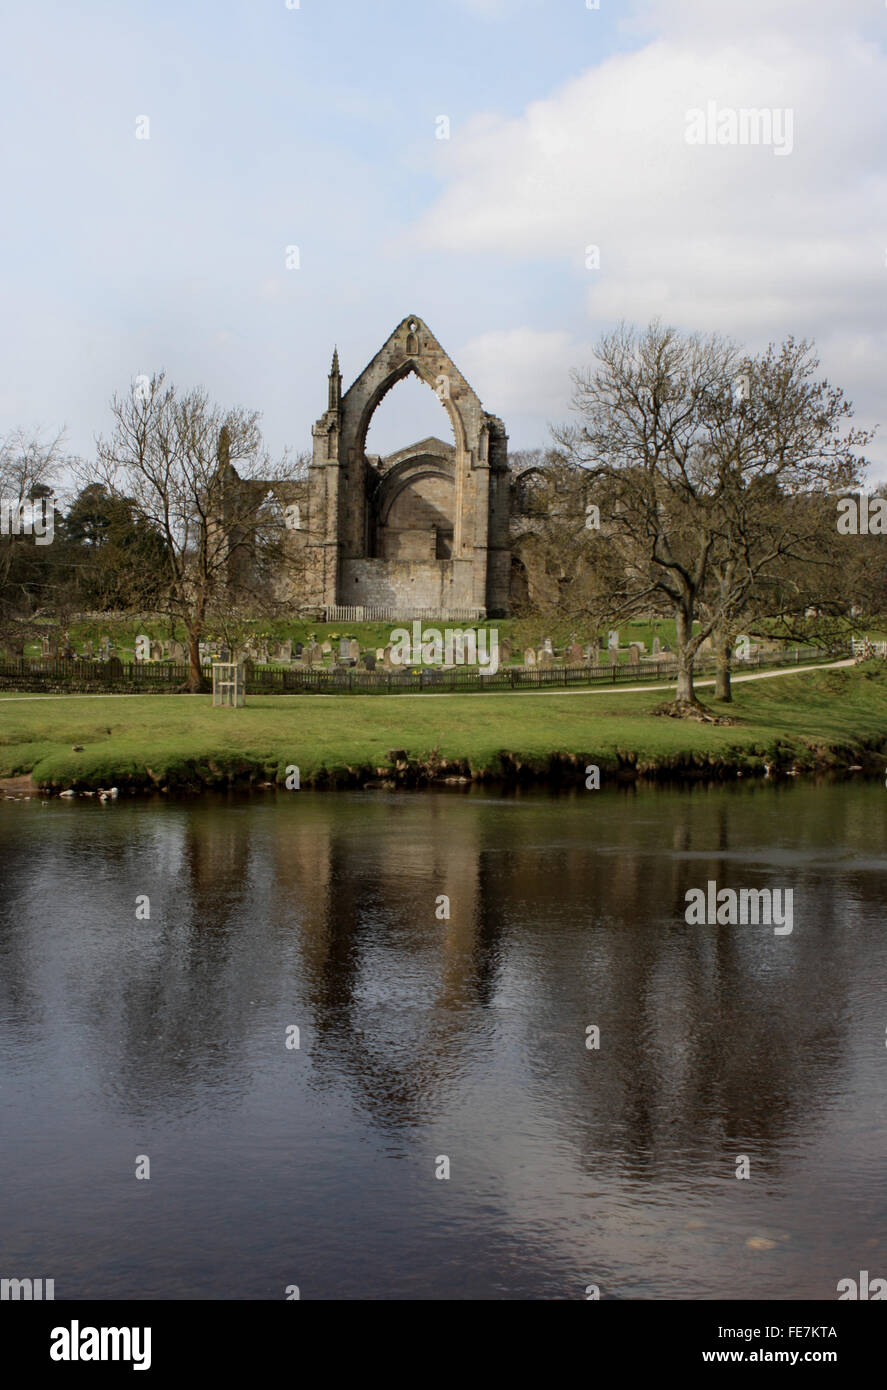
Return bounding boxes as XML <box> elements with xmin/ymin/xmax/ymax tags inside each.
<box><xmin>1</xmin><ymin>780</ymin><xmax>885</xmax><ymax>1299</ymax></box>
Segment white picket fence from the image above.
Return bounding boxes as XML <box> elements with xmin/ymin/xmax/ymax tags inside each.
<box><xmin>324</xmin><ymin>605</ymin><xmax>486</xmax><ymax>623</ymax></box>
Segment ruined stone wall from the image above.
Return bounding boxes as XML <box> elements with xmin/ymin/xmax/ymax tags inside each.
<box><xmin>341</xmin><ymin>558</ymin><xmax>475</xmax><ymax>609</ymax></box>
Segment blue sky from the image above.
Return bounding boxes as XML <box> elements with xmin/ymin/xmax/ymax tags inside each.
<box><xmin>1</xmin><ymin>0</ymin><xmax>885</xmax><ymax>476</ymax></box>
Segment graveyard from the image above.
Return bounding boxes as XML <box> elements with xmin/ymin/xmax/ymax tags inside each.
<box><xmin>1</xmin><ymin>661</ymin><xmax>885</xmax><ymax>793</ymax></box>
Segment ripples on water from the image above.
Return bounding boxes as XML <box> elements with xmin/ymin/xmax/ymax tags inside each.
<box><xmin>0</xmin><ymin>781</ymin><xmax>885</xmax><ymax>1299</ymax></box>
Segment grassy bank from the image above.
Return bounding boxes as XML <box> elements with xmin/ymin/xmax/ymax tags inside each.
<box><xmin>1</xmin><ymin>664</ymin><xmax>885</xmax><ymax>792</ymax></box>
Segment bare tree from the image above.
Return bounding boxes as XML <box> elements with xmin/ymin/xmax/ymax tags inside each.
<box><xmin>554</xmin><ymin>322</ymin><xmax>871</xmax><ymax>711</ymax></box>
<box><xmin>91</xmin><ymin>373</ymin><xmax>299</xmax><ymax>690</ymax></box>
<box><xmin>0</xmin><ymin>428</ymin><xmax>68</xmax><ymax>642</ymax></box>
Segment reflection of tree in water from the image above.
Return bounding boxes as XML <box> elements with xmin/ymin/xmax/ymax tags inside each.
<box><xmin>80</xmin><ymin>802</ymin><xmax>286</xmax><ymax>1113</ymax></box>
<box><xmin>8</xmin><ymin>781</ymin><xmax>872</xmax><ymax>1160</ymax></box>
<box><xmin>512</xmin><ymin>783</ymin><xmax>857</xmax><ymax>1180</ymax></box>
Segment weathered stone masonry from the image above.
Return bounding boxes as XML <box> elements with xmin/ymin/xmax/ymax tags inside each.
<box><xmin>305</xmin><ymin>314</ymin><xmax>512</xmax><ymax>618</ymax></box>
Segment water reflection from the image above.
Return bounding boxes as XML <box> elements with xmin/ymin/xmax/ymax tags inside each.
<box><xmin>0</xmin><ymin>781</ymin><xmax>885</xmax><ymax>1298</ymax></box>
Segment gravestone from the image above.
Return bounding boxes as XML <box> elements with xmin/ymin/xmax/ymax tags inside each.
<box><xmin>149</xmin><ymin>641</ymin><xmax>162</xmax><ymax>662</ymax></box>
<box><xmin>135</xmin><ymin>634</ymin><xmax>150</xmax><ymax>662</ymax></box>
<box><xmin>500</xmin><ymin>638</ymin><xmax>513</xmax><ymax>664</ymax></box>
<box><xmin>100</xmin><ymin>636</ymin><xmax>111</xmax><ymax>658</ymax></box>
<box><xmin>383</xmin><ymin>645</ymin><xmax>395</xmax><ymax>669</ymax></box>
<box><xmin>524</xmin><ymin>647</ymin><xmax>536</xmax><ymax>668</ymax></box>
<box><xmin>538</xmin><ymin>649</ymin><xmax>553</xmax><ymax>669</ymax></box>
<box><xmin>608</xmin><ymin>648</ymin><xmax>619</xmax><ymax>667</ymax></box>
<box><xmin>348</xmin><ymin>637</ymin><xmax>360</xmax><ymax>661</ymax></box>
<box><xmin>568</xmin><ymin>642</ymin><xmax>583</xmax><ymax>665</ymax></box>
<box><xmin>41</xmin><ymin>636</ymin><xmax>51</xmax><ymax>658</ymax></box>
<box><xmin>256</xmin><ymin>642</ymin><xmax>269</xmax><ymax>665</ymax></box>
<box><xmin>628</xmin><ymin>643</ymin><xmax>641</xmax><ymax>665</ymax></box>
<box><xmin>362</xmin><ymin>653</ymin><xmax>377</xmax><ymax>672</ymax></box>
<box><xmin>279</xmin><ymin>641</ymin><xmax>292</xmax><ymax>663</ymax></box>
<box><xmin>311</xmin><ymin>642</ymin><xmax>323</xmax><ymax>665</ymax></box>
<box><xmin>652</xmin><ymin>636</ymin><xmax>661</xmax><ymax>656</ymax></box>
<box><xmin>608</xmin><ymin>630</ymin><xmax>620</xmax><ymax>650</ymax></box>
<box><xmin>542</xmin><ymin>637</ymin><xmax>554</xmax><ymax>655</ymax></box>
<box><xmin>169</xmin><ymin>640</ymin><xmax>185</xmax><ymax>663</ymax></box>
<box><xmin>302</xmin><ymin>645</ymin><xmax>314</xmax><ymax>668</ymax></box>
<box><xmin>321</xmin><ymin>640</ymin><xmax>332</xmax><ymax>655</ymax></box>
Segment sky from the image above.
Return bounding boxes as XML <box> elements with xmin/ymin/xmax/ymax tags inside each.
<box><xmin>1</xmin><ymin>0</ymin><xmax>885</xmax><ymax>479</ymax></box>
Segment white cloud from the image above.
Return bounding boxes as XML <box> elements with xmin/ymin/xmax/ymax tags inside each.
<box><xmin>411</xmin><ymin>11</ymin><xmax>887</xmax><ymax>471</ymax></box>
<box><xmin>457</xmin><ymin>327</ymin><xmax>582</xmax><ymax>419</ymax></box>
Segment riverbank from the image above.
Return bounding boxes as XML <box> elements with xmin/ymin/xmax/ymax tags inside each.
<box><xmin>1</xmin><ymin>663</ymin><xmax>885</xmax><ymax>793</ymax></box>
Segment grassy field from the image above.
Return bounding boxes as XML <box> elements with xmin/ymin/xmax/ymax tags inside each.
<box><xmin>1</xmin><ymin>663</ymin><xmax>885</xmax><ymax>790</ymax></box>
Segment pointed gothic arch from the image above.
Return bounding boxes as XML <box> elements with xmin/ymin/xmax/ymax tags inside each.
<box><xmin>308</xmin><ymin>314</ymin><xmax>511</xmax><ymax>616</ymax></box>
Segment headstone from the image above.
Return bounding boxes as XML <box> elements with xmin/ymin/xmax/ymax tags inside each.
<box><xmin>321</xmin><ymin>640</ymin><xmax>332</xmax><ymax>655</ymax></box>
<box><xmin>135</xmin><ymin>634</ymin><xmax>150</xmax><ymax>662</ymax></box>
<box><xmin>608</xmin><ymin>648</ymin><xmax>619</xmax><ymax>667</ymax></box>
<box><xmin>524</xmin><ymin>647</ymin><xmax>536</xmax><ymax>668</ymax></box>
<box><xmin>608</xmin><ymin>629</ymin><xmax>619</xmax><ymax>650</ymax></box>
<box><xmin>348</xmin><ymin>638</ymin><xmax>360</xmax><ymax>661</ymax></box>
<box><xmin>169</xmin><ymin>640</ymin><xmax>186</xmax><ymax>663</ymax></box>
<box><xmin>568</xmin><ymin>642</ymin><xmax>583</xmax><ymax>665</ymax></box>
<box><xmin>41</xmin><ymin>636</ymin><xmax>51</xmax><ymax>658</ymax></box>
<box><xmin>652</xmin><ymin>636</ymin><xmax>661</xmax><ymax>656</ymax></box>
<box><xmin>583</xmin><ymin>644</ymin><xmax>593</xmax><ymax>661</ymax></box>
<box><xmin>362</xmin><ymin>653</ymin><xmax>377</xmax><ymax>672</ymax></box>
<box><xmin>542</xmin><ymin>637</ymin><xmax>554</xmax><ymax>655</ymax></box>
<box><xmin>149</xmin><ymin>641</ymin><xmax>162</xmax><ymax>662</ymax></box>
<box><xmin>310</xmin><ymin>642</ymin><xmax>323</xmax><ymax>665</ymax></box>
<box><xmin>100</xmin><ymin>635</ymin><xmax>111</xmax><ymax>658</ymax></box>
<box><xmin>538</xmin><ymin>649</ymin><xmax>553</xmax><ymax>669</ymax></box>
<box><xmin>500</xmin><ymin>638</ymin><xmax>513</xmax><ymax>664</ymax></box>
<box><xmin>302</xmin><ymin>645</ymin><xmax>314</xmax><ymax>668</ymax></box>
<box><xmin>383</xmin><ymin>645</ymin><xmax>395</xmax><ymax>669</ymax></box>
<box><xmin>376</xmin><ymin>648</ymin><xmax>385</xmax><ymax>660</ymax></box>
<box><xmin>256</xmin><ymin>642</ymin><xmax>269</xmax><ymax>665</ymax></box>
<box><xmin>628</xmin><ymin>643</ymin><xmax>641</xmax><ymax>665</ymax></box>
<box><xmin>279</xmin><ymin>641</ymin><xmax>292</xmax><ymax>663</ymax></box>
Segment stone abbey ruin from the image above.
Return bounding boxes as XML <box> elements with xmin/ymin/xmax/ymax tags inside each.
<box><xmin>224</xmin><ymin>314</ymin><xmax>551</xmax><ymax>619</ymax></box>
